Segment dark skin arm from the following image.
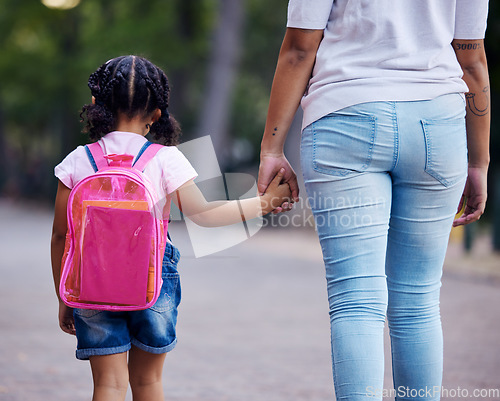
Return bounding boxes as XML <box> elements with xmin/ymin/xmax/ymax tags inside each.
<box><xmin>51</xmin><ymin>180</ymin><xmax>75</xmax><ymax>335</ymax></box>
<box><xmin>258</xmin><ymin>28</ymin><xmax>324</xmax><ymax>204</ymax></box>
<box><xmin>451</xmin><ymin>39</ymin><xmax>490</xmax><ymax>226</ymax></box>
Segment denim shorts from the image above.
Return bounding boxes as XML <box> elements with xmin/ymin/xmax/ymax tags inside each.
<box><xmin>73</xmin><ymin>242</ymin><xmax>181</xmax><ymax>360</ymax></box>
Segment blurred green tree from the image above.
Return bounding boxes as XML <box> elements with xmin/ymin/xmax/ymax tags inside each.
<box><xmin>0</xmin><ymin>0</ymin><xmax>216</xmax><ymax>198</ymax></box>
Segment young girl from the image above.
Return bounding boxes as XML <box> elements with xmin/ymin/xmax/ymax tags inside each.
<box><xmin>50</xmin><ymin>55</ymin><xmax>291</xmax><ymax>401</ymax></box>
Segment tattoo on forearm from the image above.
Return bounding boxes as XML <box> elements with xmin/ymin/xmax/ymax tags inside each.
<box><xmin>454</xmin><ymin>42</ymin><xmax>483</xmax><ymax>51</ymax></box>
<box><xmin>465</xmin><ymin>86</ymin><xmax>489</xmax><ymax>117</ymax></box>
<box><xmin>272</xmin><ymin>127</ymin><xmax>277</xmax><ymax>136</ymax></box>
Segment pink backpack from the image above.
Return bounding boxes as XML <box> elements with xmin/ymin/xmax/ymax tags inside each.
<box><xmin>59</xmin><ymin>141</ymin><xmax>167</xmax><ymax>311</ymax></box>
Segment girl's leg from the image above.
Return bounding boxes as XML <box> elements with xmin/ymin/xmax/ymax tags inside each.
<box><xmin>89</xmin><ymin>352</ymin><xmax>129</xmax><ymax>401</ymax></box>
<box><xmin>128</xmin><ymin>345</ymin><xmax>167</xmax><ymax>401</ymax></box>
<box><xmin>386</xmin><ymin>96</ymin><xmax>467</xmax><ymax>401</ymax></box>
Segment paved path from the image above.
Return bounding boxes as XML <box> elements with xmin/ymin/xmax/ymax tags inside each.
<box><xmin>0</xmin><ymin>200</ymin><xmax>499</xmax><ymax>401</ymax></box>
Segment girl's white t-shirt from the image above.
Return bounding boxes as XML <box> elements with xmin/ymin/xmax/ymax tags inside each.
<box><xmin>54</xmin><ymin>131</ymin><xmax>197</xmax><ymax>215</ymax></box>
<box><xmin>286</xmin><ymin>0</ymin><xmax>489</xmax><ymax>129</ymax></box>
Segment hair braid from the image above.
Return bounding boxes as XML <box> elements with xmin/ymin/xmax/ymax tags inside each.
<box><xmin>80</xmin><ymin>61</ymin><xmax>119</xmax><ymax>141</ymax></box>
<box><xmin>146</xmin><ymin>62</ymin><xmax>179</xmax><ymax>146</ymax></box>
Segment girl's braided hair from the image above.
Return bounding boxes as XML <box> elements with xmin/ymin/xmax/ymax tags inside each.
<box><xmin>80</xmin><ymin>55</ymin><xmax>180</xmax><ymax>145</ymax></box>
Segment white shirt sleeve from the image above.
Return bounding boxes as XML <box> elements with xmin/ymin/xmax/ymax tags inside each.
<box><xmin>158</xmin><ymin>147</ymin><xmax>198</xmax><ymax>194</ymax></box>
<box><xmin>55</xmin><ymin>145</ymin><xmax>98</xmax><ymax>189</ymax></box>
<box><xmin>54</xmin><ymin>147</ymin><xmax>84</xmax><ymax>189</ymax></box>
<box><xmin>287</xmin><ymin>0</ymin><xmax>334</xmax><ymax>30</ymax></box>
<box><xmin>454</xmin><ymin>0</ymin><xmax>489</xmax><ymax>39</ymax></box>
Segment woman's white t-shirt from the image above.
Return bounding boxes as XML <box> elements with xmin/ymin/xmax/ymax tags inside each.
<box><xmin>287</xmin><ymin>0</ymin><xmax>489</xmax><ymax>129</ymax></box>
<box><xmin>54</xmin><ymin>131</ymin><xmax>197</xmax><ymax>216</ymax></box>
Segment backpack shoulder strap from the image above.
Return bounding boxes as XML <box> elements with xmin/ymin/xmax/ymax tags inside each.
<box><xmin>85</xmin><ymin>142</ymin><xmax>108</xmax><ymax>172</ymax></box>
<box><xmin>133</xmin><ymin>141</ymin><xmax>164</xmax><ymax>171</ymax></box>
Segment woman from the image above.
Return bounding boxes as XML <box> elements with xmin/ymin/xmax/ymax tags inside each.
<box><xmin>258</xmin><ymin>1</ymin><xmax>490</xmax><ymax>400</ymax></box>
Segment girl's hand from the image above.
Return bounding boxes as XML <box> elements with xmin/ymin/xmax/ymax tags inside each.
<box><xmin>58</xmin><ymin>302</ymin><xmax>76</xmax><ymax>335</ymax></box>
<box><xmin>453</xmin><ymin>166</ymin><xmax>488</xmax><ymax>226</ymax></box>
<box><xmin>261</xmin><ymin>168</ymin><xmax>292</xmax><ymax>213</ymax></box>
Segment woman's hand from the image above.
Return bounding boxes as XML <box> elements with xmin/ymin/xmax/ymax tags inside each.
<box><xmin>258</xmin><ymin>153</ymin><xmax>299</xmax><ymax>213</ymax></box>
<box><xmin>453</xmin><ymin>166</ymin><xmax>488</xmax><ymax>226</ymax></box>
<box><xmin>59</xmin><ymin>302</ymin><xmax>76</xmax><ymax>335</ymax></box>
<box><xmin>260</xmin><ymin>168</ymin><xmax>292</xmax><ymax>213</ymax></box>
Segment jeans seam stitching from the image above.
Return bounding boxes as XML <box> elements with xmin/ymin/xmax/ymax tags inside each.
<box><xmin>361</xmin><ymin>116</ymin><xmax>376</xmax><ymax>170</ymax></box>
<box><xmin>391</xmin><ymin>102</ymin><xmax>400</xmax><ymax>171</ymax></box>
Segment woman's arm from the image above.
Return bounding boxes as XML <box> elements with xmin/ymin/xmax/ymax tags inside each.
<box><xmin>258</xmin><ymin>28</ymin><xmax>324</xmax><ymax>201</ymax></box>
<box><xmin>50</xmin><ymin>180</ymin><xmax>76</xmax><ymax>335</ymax></box>
<box><xmin>451</xmin><ymin>39</ymin><xmax>490</xmax><ymax>226</ymax></box>
<box><xmin>173</xmin><ymin>169</ymin><xmax>291</xmax><ymax>227</ymax></box>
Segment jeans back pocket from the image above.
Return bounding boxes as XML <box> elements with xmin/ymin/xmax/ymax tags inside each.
<box><xmin>312</xmin><ymin>113</ymin><xmax>376</xmax><ymax>177</ymax></box>
<box><xmin>421</xmin><ymin>119</ymin><xmax>467</xmax><ymax>187</ymax></box>
<box><xmin>150</xmin><ymin>273</ymin><xmax>180</xmax><ymax>313</ymax></box>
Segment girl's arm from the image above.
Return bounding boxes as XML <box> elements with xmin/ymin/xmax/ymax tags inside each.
<box><xmin>172</xmin><ymin>169</ymin><xmax>291</xmax><ymax>227</ymax></box>
<box><xmin>258</xmin><ymin>28</ymin><xmax>324</xmax><ymax>201</ymax></box>
<box><xmin>451</xmin><ymin>39</ymin><xmax>490</xmax><ymax>226</ymax></box>
<box><xmin>50</xmin><ymin>181</ymin><xmax>76</xmax><ymax>335</ymax></box>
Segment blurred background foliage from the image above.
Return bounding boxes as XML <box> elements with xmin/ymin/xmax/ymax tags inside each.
<box><xmin>0</xmin><ymin>0</ymin><xmax>288</xmax><ymax>199</ymax></box>
<box><xmin>0</xmin><ymin>0</ymin><xmax>498</xmax><ymax>226</ymax></box>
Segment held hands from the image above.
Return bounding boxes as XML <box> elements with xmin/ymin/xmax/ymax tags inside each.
<box><xmin>258</xmin><ymin>153</ymin><xmax>299</xmax><ymax>214</ymax></box>
<box><xmin>59</xmin><ymin>301</ymin><xmax>76</xmax><ymax>335</ymax></box>
<box><xmin>261</xmin><ymin>168</ymin><xmax>293</xmax><ymax>214</ymax></box>
<box><xmin>453</xmin><ymin>166</ymin><xmax>488</xmax><ymax>227</ymax></box>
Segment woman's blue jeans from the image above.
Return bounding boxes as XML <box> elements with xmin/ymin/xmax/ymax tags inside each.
<box><xmin>301</xmin><ymin>94</ymin><xmax>467</xmax><ymax>401</ymax></box>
